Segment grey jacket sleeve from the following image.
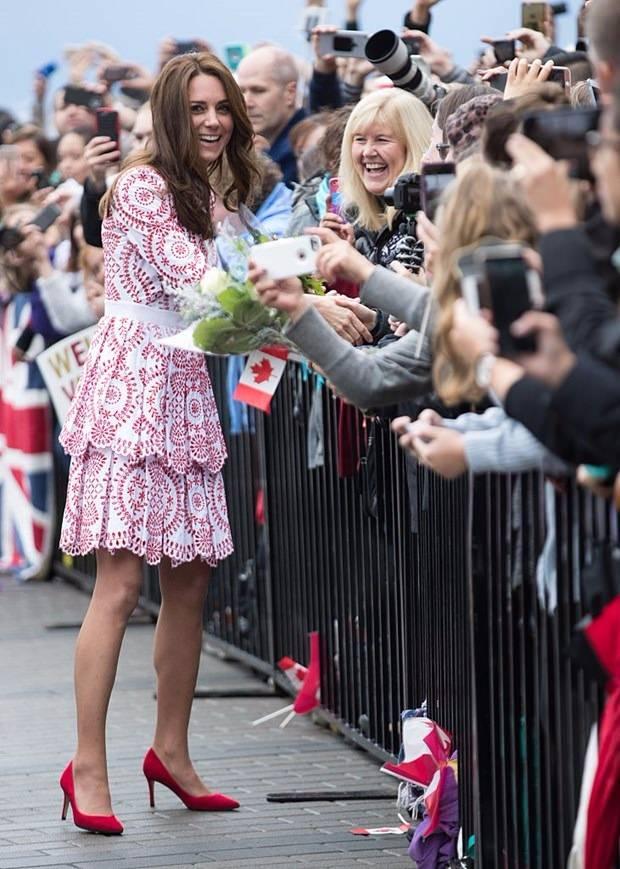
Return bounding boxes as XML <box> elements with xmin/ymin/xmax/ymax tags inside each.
<box><xmin>360</xmin><ymin>267</ymin><xmax>435</xmax><ymax>334</ymax></box>
<box><xmin>284</xmin><ymin>304</ymin><xmax>432</xmax><ymax>411</ymax></box>
<box><xmin>443</xmin><ymin>408</ymin><xmax>570</xmax><ymax>475</ymax></box>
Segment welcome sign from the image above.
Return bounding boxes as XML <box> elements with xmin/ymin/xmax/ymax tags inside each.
<box><xmin>36</xmin><ymin>327</ymin><xmax>96</xmax><ymax>424</ymax></box>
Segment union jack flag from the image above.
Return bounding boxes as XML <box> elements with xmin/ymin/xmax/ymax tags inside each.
<box><xmin>0</xmin><ymin>293</ymin><xmax>55</xmax><ymax>580</ymax></box>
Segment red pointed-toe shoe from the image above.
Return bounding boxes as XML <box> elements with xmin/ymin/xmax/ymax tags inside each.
<box><xmin>59</xmin><ymin>762</ymin><xmax>124</xmax><ymax>835</ymax></box>
<box><xmin>143</xmin><ymin>748</ymin><xmax>240</xmax><ymax>811</ymax></box>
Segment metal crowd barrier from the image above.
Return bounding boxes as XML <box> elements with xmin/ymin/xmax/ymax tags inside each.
<box><xmin>53</xmin><ymin>355</ymin><xmax>612</xmax><ymax>868</ymax></box>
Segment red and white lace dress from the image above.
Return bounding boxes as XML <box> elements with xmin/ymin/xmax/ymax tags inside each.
<box><xmin>59</xmin><ymin>165</ymin><xmax>233</xmax><ymax>567</ymax></box>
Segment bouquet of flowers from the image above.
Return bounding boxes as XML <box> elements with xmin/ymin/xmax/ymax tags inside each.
<box><xmin>167</xmin><ymin>219</ymin><xmax>324</xmax><ymax>356</ymax></box>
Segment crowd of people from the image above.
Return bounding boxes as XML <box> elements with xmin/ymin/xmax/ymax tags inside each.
<box><xmin>1</xmin><ymin>0</ymin><xmax>619</xmax><ymax>863</ymax></box>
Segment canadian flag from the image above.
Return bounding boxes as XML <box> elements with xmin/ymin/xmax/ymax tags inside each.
<box><xmin>233</xmin><ymin>347</ymin><xmax>288</xmax><ymax>413</ymax></box>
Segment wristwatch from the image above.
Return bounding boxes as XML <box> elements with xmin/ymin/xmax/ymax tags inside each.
<box><xmin>474</xmin><ymin>353</ymin><xmax>497</xmax><ymax>390</ymax></box>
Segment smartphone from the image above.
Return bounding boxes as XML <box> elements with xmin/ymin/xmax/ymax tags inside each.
<box><xmin>492</xmin><ymin>39</ymin><xmax>516</xmax><ymax>65</ymax></box>
<box><xmin>96</xmin><ymin>108</ymin><xmax>120</xmax><ymax>145</ymax></box>
<box><xmin>475</xmin><ymin>244</ymin><xmax>543</xmax><ymax>356</ymax></box>
<box><xmin>102</xmin><ymin>64</ymin><xmax>135</xmax><ymax>83</ymax></box>
<box><xmin>301</xmin><ymin>5</ymin><xmax>328</xmax><ymax>40</ymax></box>
<box><xmin>548</xmin><ymin>65</ymin><xmax>571</xmax><ymax>91</ymax></box>
<box><xmin>402</xmin><ymin>35</ymin><xmax>423</xmax><ymax>54</ymax></box>
<box><xmin>420</xmin><ymin>162</ymin><xmax>456</xmax><ymax>221</ymax></box>
<box><xmin>0</xmin><ymin>144</ymin><xmax>19</xmax><ymax>180</ymax></box>
<box><xmin>29</xmin><ymin>203</ymin><xmax>62</xmax><ymax>232</ymax></box>
<box><xmin>174</xmin><ymin>40</ymin><xmax>201</xmax><ymax>55</ymax></box>
<box><xmin>224</xmin><ymin>43</ymin><xmax>249</xmax><ymax>72</ymax></box>
<box><xmin>317</xmin><ymin>30</ymin><xmax>369</xmax><ymax>59</ymax></box>
<box><xmin>327</xmin><ymin>177</ymin><xmax>343</xmax><ymax>216</ymax></box>
<box><xmin>251</xmin><ymin>235</ymin><xmax>320</xmax><ymax>280</ymax></box>
<box><xmin>522</xmin><ymin>105</ymin><xmax>600</xmax><ymax>176</ymax></box>
<box><xmin>63</xmin><ymin>86</ymin><xmax>104</xmax><ymax>111</ymax></box>
<box><xmin>488</xmin><ymin>65</ymin><xmax>570</xmax><ymax>94</ymax></box>
<box><xmin>31</xmin><ymin>169</ymin><xmax>54</xmax><ymax>191</ymax></box>
<box><xmin>522</xmin><ymin>2</ymin><xmax>549</xmax><ymax>33</ymax></box>
<box><xmin>0</xmin><ymin>225</ymin><xmax>24</xmax><ymax>252</ymax></box>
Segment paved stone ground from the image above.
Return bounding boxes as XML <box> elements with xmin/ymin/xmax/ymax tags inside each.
<box><xmin>0</xmin><ymin>577</ymin><xmax>415</xmax><ymax>869</ymax></box>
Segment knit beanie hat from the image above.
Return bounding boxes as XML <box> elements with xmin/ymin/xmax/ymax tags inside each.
<box><xmin>444</xmin><ymin>92</ymin><xmax>503</xmax><ymax>163</ymax></box>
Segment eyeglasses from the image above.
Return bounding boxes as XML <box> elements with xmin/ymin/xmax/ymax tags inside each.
<box><xmin>586</xmin><ymin>130</ymin><xmax>620</xmax><ymax>154</ymax></box>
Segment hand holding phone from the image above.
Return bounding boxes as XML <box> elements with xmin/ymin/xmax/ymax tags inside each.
<box><xmin>460</xmin><ymin>243</ymin><xmax>543</xmax><ymax>357</ymax></box>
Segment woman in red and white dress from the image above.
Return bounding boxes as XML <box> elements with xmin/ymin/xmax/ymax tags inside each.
<box><xmin>58</xmin><ymin>53</ymin><xmax>260</xmax><ymax>835</ymax></box>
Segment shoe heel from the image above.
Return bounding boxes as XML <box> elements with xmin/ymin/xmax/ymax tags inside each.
<box><xmin>61</xmin><ymin>792</ymin><xmax>69</xmax><ymax>821</ymax></box>
<box><xmin>147</xmin><ymin>778</ymin><xmax>155</xmax><ymax>808</ymax></box>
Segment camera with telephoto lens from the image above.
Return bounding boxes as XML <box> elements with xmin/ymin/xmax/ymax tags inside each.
<box><xmin>383</xmin><ymin>172</ymin><xmax>422</xmax><ymax>215</ymax></box>
<box><xmin>365</xmin><ymin>30</ymin><xmax>436</xmax><ymax>108</ymax></box>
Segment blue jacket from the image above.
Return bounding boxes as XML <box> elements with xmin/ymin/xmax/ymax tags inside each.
<box><xmin>255</xmin><ymin>182</ymin><xmax>293</xmax><ymax>238</ymax></box>
<box><xmin>268</xmin><ymin>107</ymin><xmax>307</xmax><ymax>188</ymax></box>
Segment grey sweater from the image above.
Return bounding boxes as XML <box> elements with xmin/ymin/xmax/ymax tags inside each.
<box><xmin>284</xmin><ymin>265</ymin><xmax>435</xmax><ymax>411</ymax></box>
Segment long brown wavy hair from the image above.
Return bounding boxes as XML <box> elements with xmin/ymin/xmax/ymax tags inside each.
<box><xmin>432</xmin><ymin>161</ymin><xmax>538</xmax><ymax>405</ymax></box>
<box><xmin>103</xmin><ymin>53</ymin><xmax>260</xmax><ymax>238</ymax></box>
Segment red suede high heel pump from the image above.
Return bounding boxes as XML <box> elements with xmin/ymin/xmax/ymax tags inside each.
<box><xmin>143</xmin><ymin>748</ymin><xmax>240</xmax><ymax>811</ymax></box>
<box><xmin>59</xmin><ymin>762</ymin><xmax>124</xmax><ymax>835</ymax></box>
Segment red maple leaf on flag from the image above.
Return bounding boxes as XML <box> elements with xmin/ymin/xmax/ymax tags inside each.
<box><xmin>251</xmin><ymin>357</ymin><xmax>274</xmax><ymax>384</ymax></box>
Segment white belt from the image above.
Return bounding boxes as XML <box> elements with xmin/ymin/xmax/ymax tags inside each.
<box><xmin>105</xmin><ymin>300</ymin><xmax>183</xmax><ymax>329</ymax></box>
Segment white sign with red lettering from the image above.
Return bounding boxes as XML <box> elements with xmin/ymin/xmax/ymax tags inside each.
<box><xmin>233</xmin><ymin>348</ymin><xmax>288</xmax><ymax>413</ymax></box>
<box><xmin>36</xmin><ymin>326</ymin><xmax>96</xmax><ymax>424</ymax></box>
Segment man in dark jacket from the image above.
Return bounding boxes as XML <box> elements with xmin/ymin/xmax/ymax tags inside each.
<box><xmin>237</xmin><ymin>46</ymin><xmax>306</xmax><ymax>187</ymax></box>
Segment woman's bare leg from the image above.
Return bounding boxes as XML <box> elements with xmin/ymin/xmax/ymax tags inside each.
<box><xmin>152</xmin><ymin>557</ymin><xmax>211</xmax><ymax>794</ymax></box>
<box><xmin>72</xmin><ymin>548</ymin><xmax>144</xmax><ymax>814</ymax></box>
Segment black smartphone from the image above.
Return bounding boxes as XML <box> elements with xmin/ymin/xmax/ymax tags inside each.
<box><xmin>31</xmin><ymin>169</ymin><xmax>53</xmax><ymax>191</ymax></box>
<box><xmin>174</xmin><ymin>40</ymin><xmax>201</xmax><ymax>55</ymax></box>
<box><xmin>63</xmin><ymin>85</ymin><xmax>104</xmax><ymax>111</ymax></box>
<box><xmin>522</xmin><ymin>2</ymin><xmax>549</xmax><ymax>33</ymax></box>
<box><xmin>96</xmin><ymin>108</ymin><xmax>120</xmax><ymax>145</ymax></box>
<box><xmin>547</xmin><ymin>65</ymin><xmax>571</xmax><ymax>91</ymax></box>
<box><xmin>492</xmin><ymin>39</ymin><xmax>516</xmax><ymax>64</ymax></box>
<box><xmin>0</xmin><ymin>225</ymin><xmax>24</xmax><ymax>252</ymax></box>
<box><xmin>475</xmin><ymin>244</ymin><xmax>542</xmax><ymax>356</ymax></box>
<box><xmin>29</xmin><ymin>203</ymin><xmax>62</xmax><ymax>232</ymax></box>
<box><xmin>102</xmin><ymin>64</ymin><xmax>135</xmax><ymax>83</ymax></box>
<box><xmin>522</xmin><ymin>105</ymin><xmax>600</xmax><ymax>175</ymax></box>
<box><xmin>420</xmin><ymin>162</ymin><xmax>456</xmax><ymax>221</ymax></box>
<box><xmin>403</xmin><ymin>35</ymin><xmax>422</xmax><ymax>54</ymax></box>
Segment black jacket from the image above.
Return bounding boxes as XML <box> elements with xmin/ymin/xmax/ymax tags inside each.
<box><xmin>542</xmin><ymin>221</ymin><xmax>620</xmax><ymax>368</ymax></box>
<box><xmin>505</xmin><ymin>353</ymin><xmax>620</xmax><ymax>466</ymax></box>
<box><xmin>80</xmin><ymin>178</ymin><xmax>105</xmax><ymax>248</ymax></box>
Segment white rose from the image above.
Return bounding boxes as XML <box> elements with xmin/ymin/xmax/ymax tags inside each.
<box><xmin>198</xmin><ymin>268</ymin><xmax>229</xmax><ymax>297</ymax></box>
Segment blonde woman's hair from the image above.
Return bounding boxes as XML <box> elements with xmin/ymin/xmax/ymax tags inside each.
<box><xmin>339</xmin><ymin>89</ymin><xmax>432</xmax><ymax>232</ymax></box>
<box><xmin>432</xmin><ymin>160</ymin><xmax>538</xmax><ymax>406</ymax></box>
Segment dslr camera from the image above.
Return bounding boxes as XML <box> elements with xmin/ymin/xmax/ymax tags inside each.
<box><xmin>365</xmin><ymin>30</ymin><xmax>437</xmax><ymax>108</ymax></box>
<box><xmin>383</xmin><ymin>172</ymin><xmax>421</xmax><ymax>215</ymax></box>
